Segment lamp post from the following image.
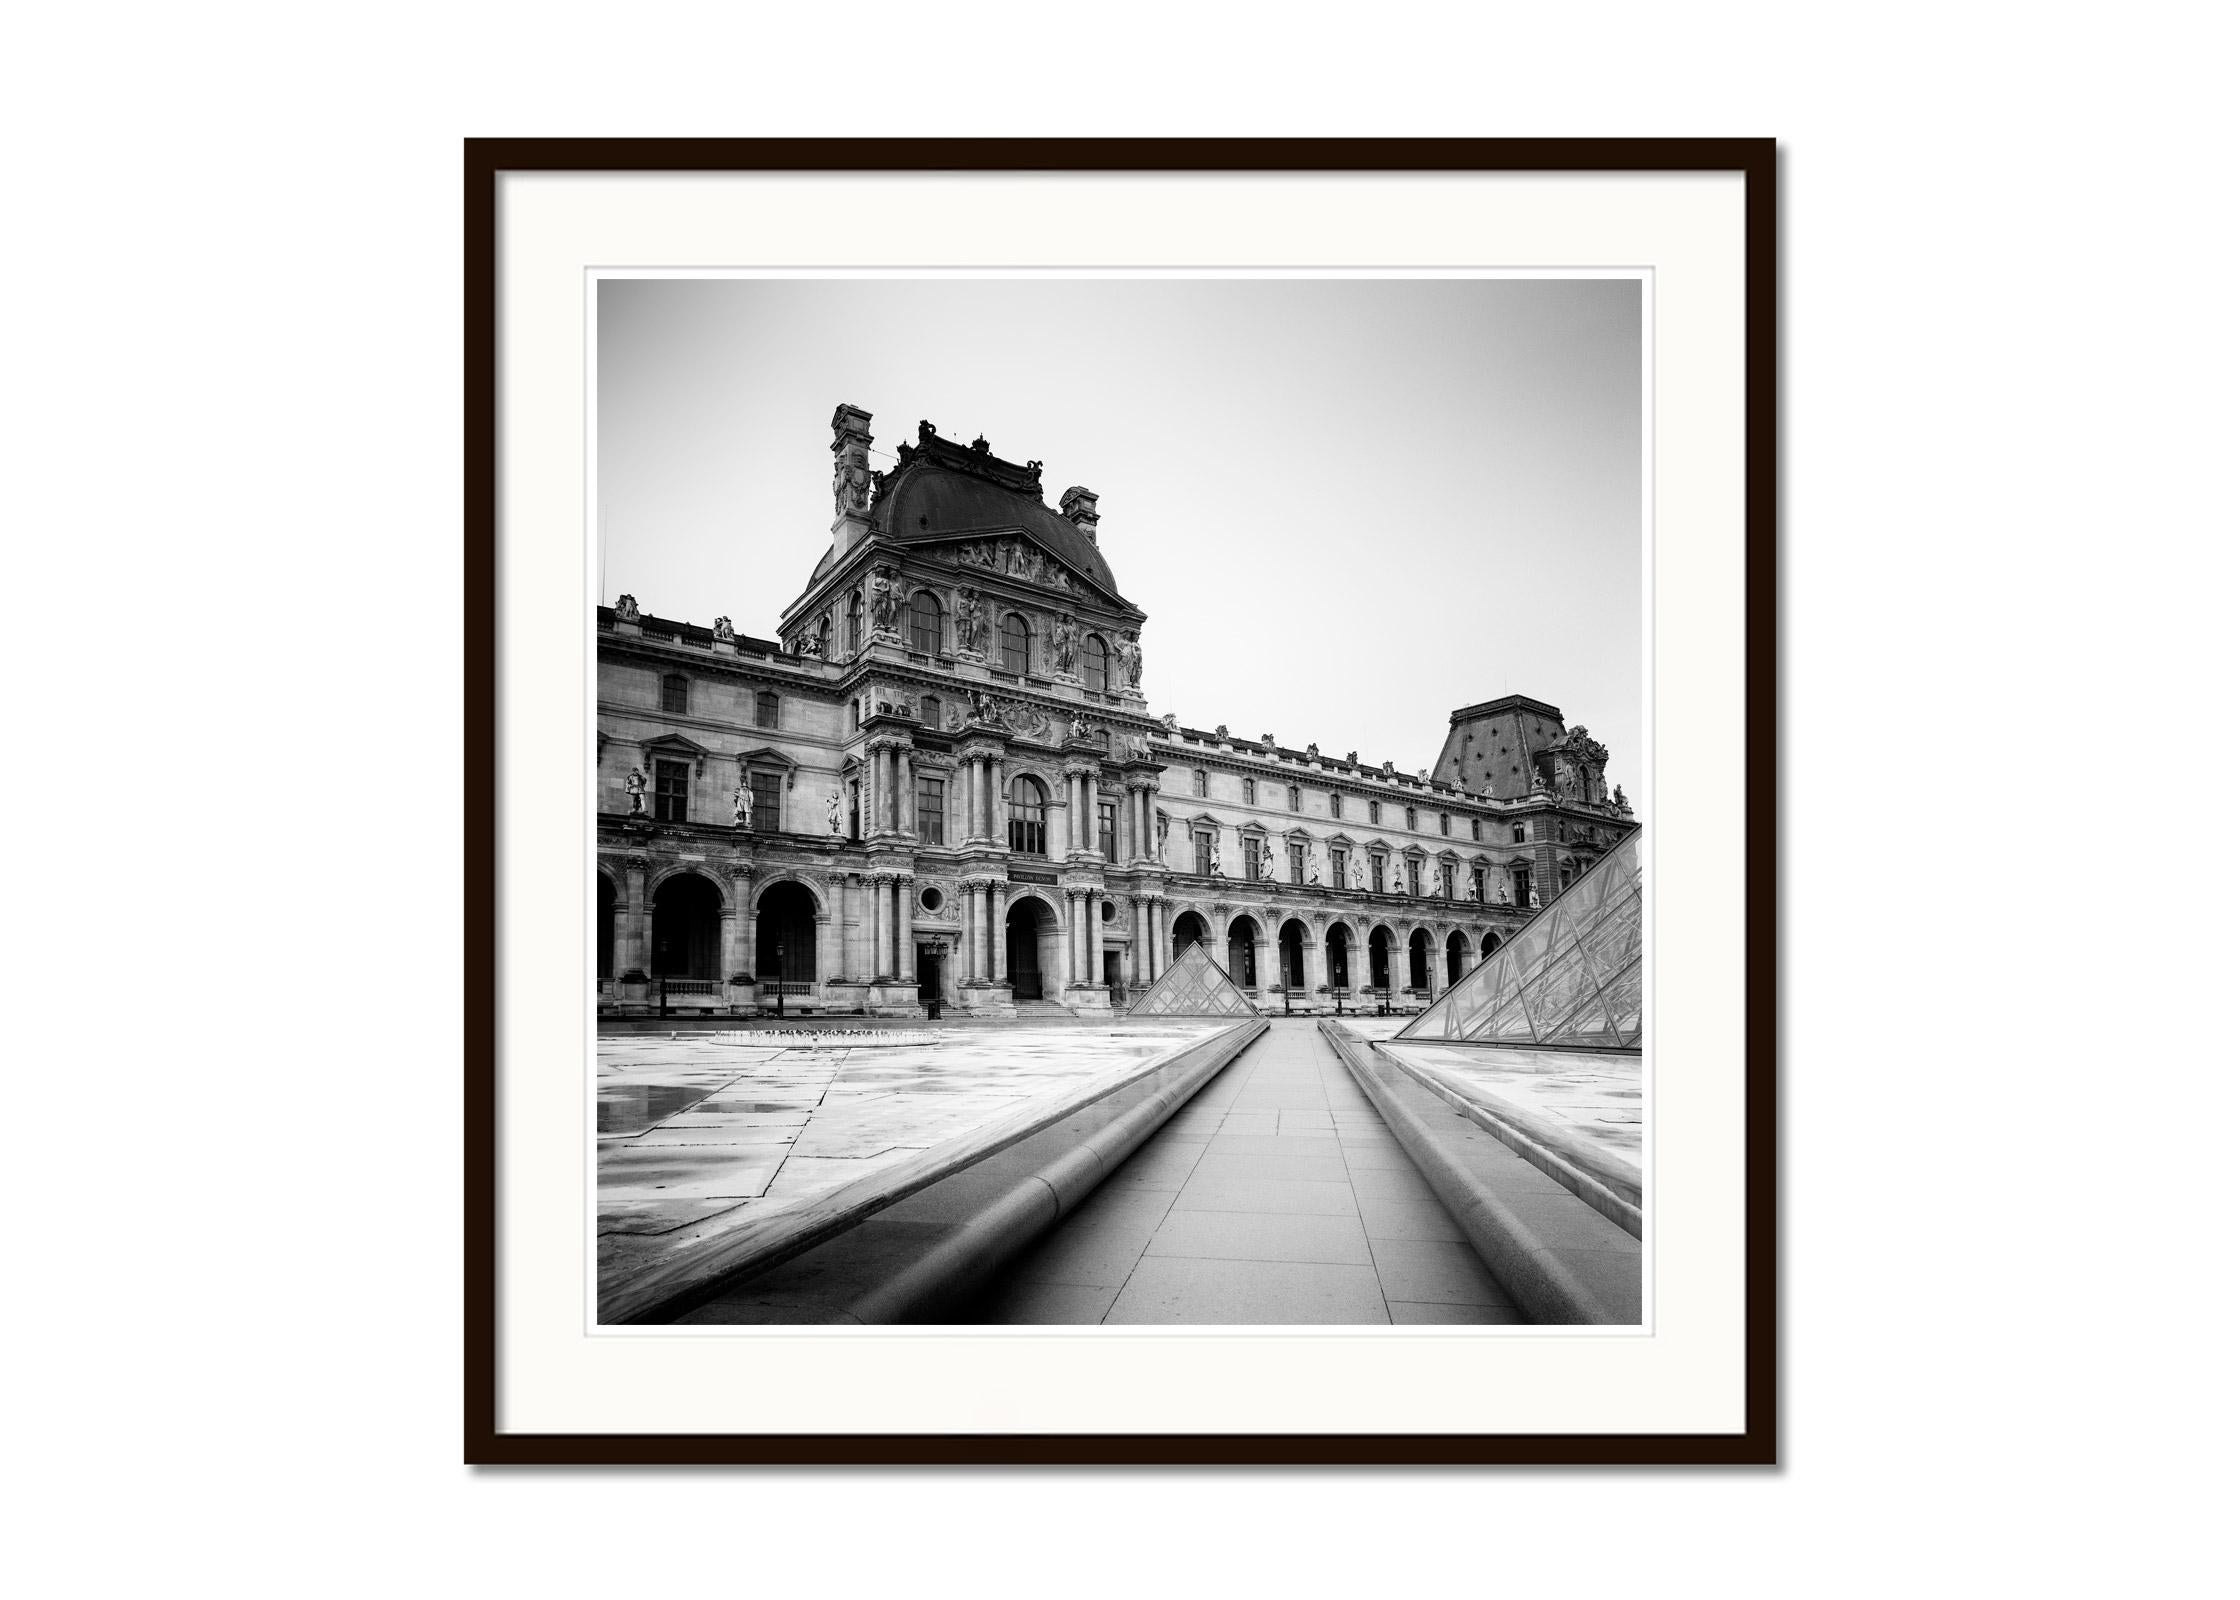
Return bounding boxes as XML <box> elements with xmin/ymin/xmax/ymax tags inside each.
<box><xmin>774</xmin><ymin>942</ymin><xmax>786</xmax><ymax>1019</ymax></box>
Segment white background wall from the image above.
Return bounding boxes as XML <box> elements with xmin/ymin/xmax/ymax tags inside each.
<box><xmin>6</xmin><ymin>4</ymin><xmax>2231</xmax><ymax>1598</ymax></box>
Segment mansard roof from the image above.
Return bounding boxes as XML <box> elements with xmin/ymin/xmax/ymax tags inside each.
<box><xmin>868</xmin><ymin>424</ymin><xmax>1120</xmax><ymax>598</ymax></box>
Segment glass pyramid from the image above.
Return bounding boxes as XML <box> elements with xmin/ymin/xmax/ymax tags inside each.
<box><xmin>1128</xmin><ymin>937</ymin><xmax>1261</xmax><ymax>1018</ymax></box>
<box><xmin>1397</xmin><ymin>828</ymin><xmax>1643</xmax><ymax>1051</ymax></box>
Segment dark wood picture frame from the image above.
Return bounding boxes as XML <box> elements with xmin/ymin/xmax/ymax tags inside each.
<box><xmin>466</xmin><ymin>137</ymin><xmax>1776</xmax><ymax>1466</ymax></box>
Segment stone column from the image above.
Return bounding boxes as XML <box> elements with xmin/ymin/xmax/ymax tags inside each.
<box><xmin>992</xmin><ymin>886</ymin><xmax>1009</xmax><ymax>984</ymax></box>
<box><xmin>1306</xmin><ymin>924</ymin><xmax>1328</xmax><ymax>996</ymax></box>
<box><xmin>1062</xmin><ymin>890</ymin><xmax>1080</xmax><ymax>987</ymax></box>
<box><xmin>895</xmin><ymin>876</ymin><xmax>913</xmax><ymax>981</ymax></box>
<box><xmin>899</xmin><ymin>746</ymin><xmax>916</xmax><ymax>838</ymax></box>
<box><xmin>722</xmin><ymin>867</ymin><xmax>753</xmax><ymax>983</ymax></box>
<box><xmin>991</xmin><ymin>757</ymin><xmax>1007</xmax><ymax>850</ymax></box>
<box><xmin>872</xmin><ymin>872</ymin><xmax>891</xmax><ymax>980</ymax></box>
<box><xmin>815</xmin><ymin>909</ymin><xmax>840</xmax><ymax>994</ymax></box>
<box><xmin>621</xmin><ymin>856</ymin><xmax>650</xmax><ymax>976</ymax></box>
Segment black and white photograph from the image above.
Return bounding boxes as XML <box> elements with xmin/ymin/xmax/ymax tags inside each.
<box><xmin>590</xmin><ymin>274</ymin><xmax>1647</xmax><ymax>1329</ymax></box>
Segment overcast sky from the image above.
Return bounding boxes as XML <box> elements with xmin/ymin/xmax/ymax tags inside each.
<box><xmin>598</xmin><ymin>275</ymin><xmax>1642</xmax><ymax>793</ymax></box>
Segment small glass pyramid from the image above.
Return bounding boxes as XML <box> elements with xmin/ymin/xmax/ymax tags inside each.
<box><xmin>1127</xmin><ymin>937</ymin><xmax>1261</xmax><ymax>1017</ymax></box>
<box><xmin>1397</xmin><ymin>828</ymin><xmax>1643</xmax><ymax>1050</ymax></box>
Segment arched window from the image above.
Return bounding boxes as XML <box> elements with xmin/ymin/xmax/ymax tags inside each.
<box><xmin>1008</xmin><ymin>775</ymin><xmax>1048</xmax><ymax>855</ymax></box>
<box><xmin>998</xmin><ymin>613</ymin><xmax>1029</xmax><ymax>674</ymax></box>
<box><xmin>815</xmin><ymin>615</ymin><xmax>832</xmax><ymax>658</ymax></box>
<box><xmin>846</xmin><ymin>593</ymin><xmax>863</xmax><ymax>653</ymax></box>
<box><xmin>1081</xmin><ymin>633</ymin><xmax>1108</xmax><ymax>691</ymax></box>
<box><xmin>908</xmin><ymin>592</ymin><xmax>942</xmax><ymax>653</ymax></box>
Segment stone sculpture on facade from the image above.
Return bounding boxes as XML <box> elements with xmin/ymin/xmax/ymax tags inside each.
<box><xmin>623</xmin><ymin>767</ymin><xmax>647</xmax><ymax>814</ymax></box>
<box><xmin>733</xmin><ymin>781</ymin><xmax>752</xmax><ymax>828</ymax></box>
<box><xmin>1308</xmin><ymin>852</ymin><xmax>1322</xmax><ymax>886</ymax></box>
<box><xmin>1614</xmin><ymin>784</ymin><xmax>1632</xmax><ymax>812</ymax></box>
<box><xmin>1162</xmin><ymin>712</ymin><xmax>1178</xmax><ymax>733</ymax></box>
<box><xmin>1496</xmin><ymin>881</ymin><xmax>1511</xmax><ymax>905</ymax></box>
<box><xmin>826</xmin><ymin>789</ymin><xmax>843</xmax><ymax>835</ymax></box>
<box><xmin>1070</xmin><ymin>713</ymin><xmax>1089</xmax><ymax>742</ymax></box>
<box><xmin>613</xmin><ymin>594</ymin><xmax>640</xmax><ymax>623</ymax></box>
<box><xmin>1350</xmin><ymin>855</ymin><xmax>1366</xmax><ymax>891</ymax></box>
<box><xmin>1259</xmin><ymin>842</ymin><xmax>1278</xmax><ymax>883</ymax></box>
<box><xmin>1115</xmin><ymin>629</ymin><xmax>1142</xmax><ymax>689</ymax></box>
<box><xmin>1052</xmin><ymin>613</ymin><xmax>1079</xmax><ymax>675</ymax></box>
<box><xmin>955</xmin><ymin>588</ymin><xmax>985</xmax><ymax>655</ymax></box>
<box><xmin>712</xmin><ymin>615</ymin><xmax>734</xmax><ymax>644</ymax></box>
<box><xmin>869</xmin><ymin>567</ymin><xmax>899</xmax><ymax>635</ymax></box>
<box><xmin>1528</xmin><ymin>887</ymin><xmax>1543</xmax><ymax>909</ymax></box>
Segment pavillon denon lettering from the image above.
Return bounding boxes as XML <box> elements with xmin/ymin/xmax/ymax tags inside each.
<box><xmin>597</xmin><ymin>406</ymin><xmax>1636</xmax><ymax>1016</ymax></box>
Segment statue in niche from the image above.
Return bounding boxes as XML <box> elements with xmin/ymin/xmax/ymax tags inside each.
<box><xmin>1528</xmin><ymin>887</ymin><xmax>1543</xmax><ymax>909</ymax></box>
<box><xmin>826</xmin><ymin>790</ymin><xmax>843</xmax><ymax>835</ymax></box>
<box><xmin>869</xmin><ymin>567</ymin><xmax>898</xmax><ymax>632</ymax></box>
<box><xmin>1156</xmin><ymin>810</ymin><xmax>1169</xmax><ymax>850</ymax></box>
<box><xmin>955</xmin><ymin>588</ymin><xmax>984</xmax><ymax>652</ymax></box>
<box><xmin>1466</xmin><ymin>875</ymin><xmax>1480</xmax><ymax>902</ymax></box>
<box><xmin>1209</xmin><ymin>842</ymin><xmax>1223</xmax><ymax>877</ymax></box>
<box><xmin>1531</xmin><ymin>766</ymin><xmax>1552</xmax><ymax>794</ymax></box>
<box><xmin>1496</xmin><ymin>881</ymin><xmax>1511</xmax><ymax>906</ymax></box>
<box><xmin>1260</xmin><ymin>842</ymin><xmax>1278</xmax><ymax>882</ymax></box>
<box><xmin>712</xmin><ymin>616</ymin><xmax>734</xmax><ymax>644</ymax></box>
<box><xmin>1052</xmin><ymin>613</ymin><xmax>1079</xmax><ymax>674</ymax></box>
<box><xmin>733</xmin><ymin>781</ymin><xmax>752</xmax><ymax>828</ymax></box>
<box><xmin>1308</xmin><ymin>853</ymin><xmax>1322</xmax><ymax>886</ymax></box>
<box><xmin>969</xmin><ymin>687</ymin><xmax>998</xmax><ymax>724</ymax></box>
<box><xmin>623</xmin><ymin>767</ymin><xmax>646</xmax><ymax>815</ymax></box>
<box><xmin>613</xmin><ymin>594</ymin><xmax>640</xmax><ymax>623</ymax></box>
<box><xmin>1070</xmin><ymin>713</ymin><xmax>1089</xmax><ymax>742</ymax></box>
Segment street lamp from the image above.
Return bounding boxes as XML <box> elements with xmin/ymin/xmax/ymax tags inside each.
<box><xmin>774</xmin><ymin>942</ymin><xmax>786</xmax><ymax>1019</ymax></box>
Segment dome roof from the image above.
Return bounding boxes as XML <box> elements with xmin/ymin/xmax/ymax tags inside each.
<box><xmin>868</xmin><ymin>428</ymin><xmax>1120</xmax><ymax>599</ymax></box>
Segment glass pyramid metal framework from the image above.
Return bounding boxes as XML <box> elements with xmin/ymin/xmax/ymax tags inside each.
<box><xmin>1127</xmin><ymin>937</ymin><xmax>1261</xmax><ymax>1018</ymax></box>
<box><xmin>1397</xmin><ymin>828</ymin><xmax>1643</xmax><ymax>1051</ymax></box>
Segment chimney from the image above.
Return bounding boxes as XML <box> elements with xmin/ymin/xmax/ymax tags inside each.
<box><xmin>830</xmin><ymin>403</ymin><xmax>874</xmax><ymax>557</ymax></box>
<box><xmin>1059</xmin><ymin>485</ymin><xmax>1100</xmax><ymax>544</ymax></box>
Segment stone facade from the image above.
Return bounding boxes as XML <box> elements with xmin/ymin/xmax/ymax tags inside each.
<box><xmin>596</xmin><ymin>407</ymin><xmax>1636</xmax><ymax>1017</ymax></box>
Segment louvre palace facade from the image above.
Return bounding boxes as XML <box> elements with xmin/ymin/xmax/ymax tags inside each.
<box><xmin>596</xmin><ymin>406</ymin><xmax>1636</xmax><ymax>1017</ymax></box>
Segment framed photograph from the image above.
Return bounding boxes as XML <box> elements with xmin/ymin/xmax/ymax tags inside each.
<box><xmin>469</xmin><ymin>138</ymin><xmax>1774</xmax><ymax>1464</ymax></box>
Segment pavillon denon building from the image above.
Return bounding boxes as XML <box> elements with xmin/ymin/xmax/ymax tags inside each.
<box><xmin>597</xmin><ymin>407</ymin><xmax>1635</xmax><ymax>1017</ymax></box>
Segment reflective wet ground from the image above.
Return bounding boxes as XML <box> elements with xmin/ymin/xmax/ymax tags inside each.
<box><xmin>596</xmin><ymin>1024</ymin><xmax>1225</xmax><ymax>1283</ymax></box>
<box><xmin>1380</xmin><ymin>1042</ymin><xmax>1643</xmax><ymax>1176</ymax></box>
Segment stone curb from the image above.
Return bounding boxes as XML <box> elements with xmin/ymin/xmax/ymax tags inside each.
<box><xmin>611</xmin><ymin>1018</ymin><xmax>1269</xmax><ymax>1324</ymax></box>
<box><xmin>1319</xmin><ymin>1021</ymin><xmax>1641</xmax><ymax>1326</ymax></box>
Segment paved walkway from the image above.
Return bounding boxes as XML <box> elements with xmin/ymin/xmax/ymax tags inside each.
<box><xmin>972</xmin><ymin>1020</ymin><xmax>1524</xmax><ymax>1324</ymax></box>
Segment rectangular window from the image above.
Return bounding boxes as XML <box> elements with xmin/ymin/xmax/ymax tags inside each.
<box><xmin>653</xmin><ymin>759</ymin><xmax>689</xmax><ymax>822</ymax></box>
<box><xmin>1439</xmin><ymin>813</ymin><xmax>1450</xmax><ymax>835</ymax></box>
<box><xmin>1371</xmin><ymin>854</ymin><xmax>1386</xmax><ymax>894</ymax></box>
<box><xmin>1512</xmin><ymin>822</ymin><xmax>1527</xmax><ymax>843</ymax></box>
<box><xmin>755</xmin><ymin>690</ymin><xmax>780</xmax><ymax>728</ymax></box>
<box><xmin>1193</xmin><ymin>769</ymin><xmax>1208</xmax><ymax>798</ymax></box>
<box><xmin>660</xmin><ymin>674</ymin><xmax>688</xmax><ymax>714</ymax></box>
<box><xmin>1470</xmin><ymin>817</ymin><xmax>1482</xmax><ymax>842</ymax></box>
<box><xmin>920</xmin><ymin>695</ymin><xmax>940</xmax><ymax>727</ymax></box>
<box><xmin>1243</xmin><ymin>839</ymin><xmax>1262</xmax><ymax>882</ymax></box>
<box><xmin>917</xmin><ymin>776</ymin><xmax>944</xmax><ymax>845</ymax></box>
<box><xmin>1330</xmin><ymin>793</ymin><xmax>1343</xmax><ymax>819</ymax></box>
<box><xmin>1098</xmin><ymin>802</ymin><xmax>1116</xmax><ymax>863</ymax></box>
<box><xmin>1243</xmin><ymin>777</ymin><xmax>1256</xmax><ymax>805</ymax></box>
<box><xmin>1288</xmin><ymin>842</ymin><xmax>1306</xmax><ymax>882</ymax></box>
<box><xmin>1369</xmin><ymin>799</ymin><xmax>1382</xmax><ymax>825</ymax></box>
<box><xmin>1471</xmin><ymin>867</ymin><xmax>1487</xmax><ymax>902</ymax></box>
<box><xmin>1441</xmin><ymin>864</ymin><xmax>1455</xmax><ymax>898</ymax></box>
<box><xmin>1406</xmin><ymin>806</ymin><xmax>1418</xmax><ymax>830</ymax></box>
<box><xmin>1332</xmin><ymin>847</ymin><xmax>1349</xmax><ymax>886</ymax></box>
<box><xmin>1406</xmin><ymin>859</ymin><xmax>1421</xmax><ymax>897</ymax></box>
<box><xmin>1194</xmin><ymin>831</ymin><xmax>1213</xmax><ymax>876</ymax></box>
<box><xmin>750</xmin><ymin>771</ymin><xmax>780</xmax><ymax>833</ymax></box>
<box><xmin>1288</xmin><ymin>786</ymin><xmax>1301</xmax><ymax>812</ymax></box>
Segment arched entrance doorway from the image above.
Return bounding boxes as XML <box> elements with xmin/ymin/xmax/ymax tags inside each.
<box><xmin>1226</xmin><ymin>915</ymin><xmax>1260</xmax><ymax>989</ymax></box>
<box><xmin>1368</xmin><ymin>926</ymin><xmax>1394</xmax><ymax>991</ymax></box>
<box><xmin>1447</xmin><ymin>930</ymin><xmax>1470</xmax><ymax>984</ymax></box>
<box><xmin>1005</xmin><ymin>895</ymin><xmax>1060</xmax><ymax>1000</ymax></box>
<box><xmin>1173</xmin><ymin>909</ymin><xmax>1210</xmax><ymax>951</ymax></box>
<box><xmin>754</xmin><ymin>880</ymin><xmax>819</xmax><ymax>992</ymax></box>
<box><xmin>1278</xmin><ymin>918</ymin><xmax>1308</xmax><ymax>991</ymax></box>
<box><xmin>1480</xmin><ymin>929</ymin><xmax>1501</xmax><ymax>959</ymax></box>
<box><xmin>650</xmin><ymin>873</ymin><xmax>722</xmax><ymax>982</ymax></box>
<box><xmin>1407</xmin><ymin>928</ymin><xmax>1432</xmax><ymax>992</ymax></box>
<box><xmin>596</xmin><ymin>873</ymin><xmax>616</xmax><ymax>984</ymax></box>
<box><xmin>1325</xmin><ymin>923</ymin><xmax>1354</xmax><ymax>993</ymax></box>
